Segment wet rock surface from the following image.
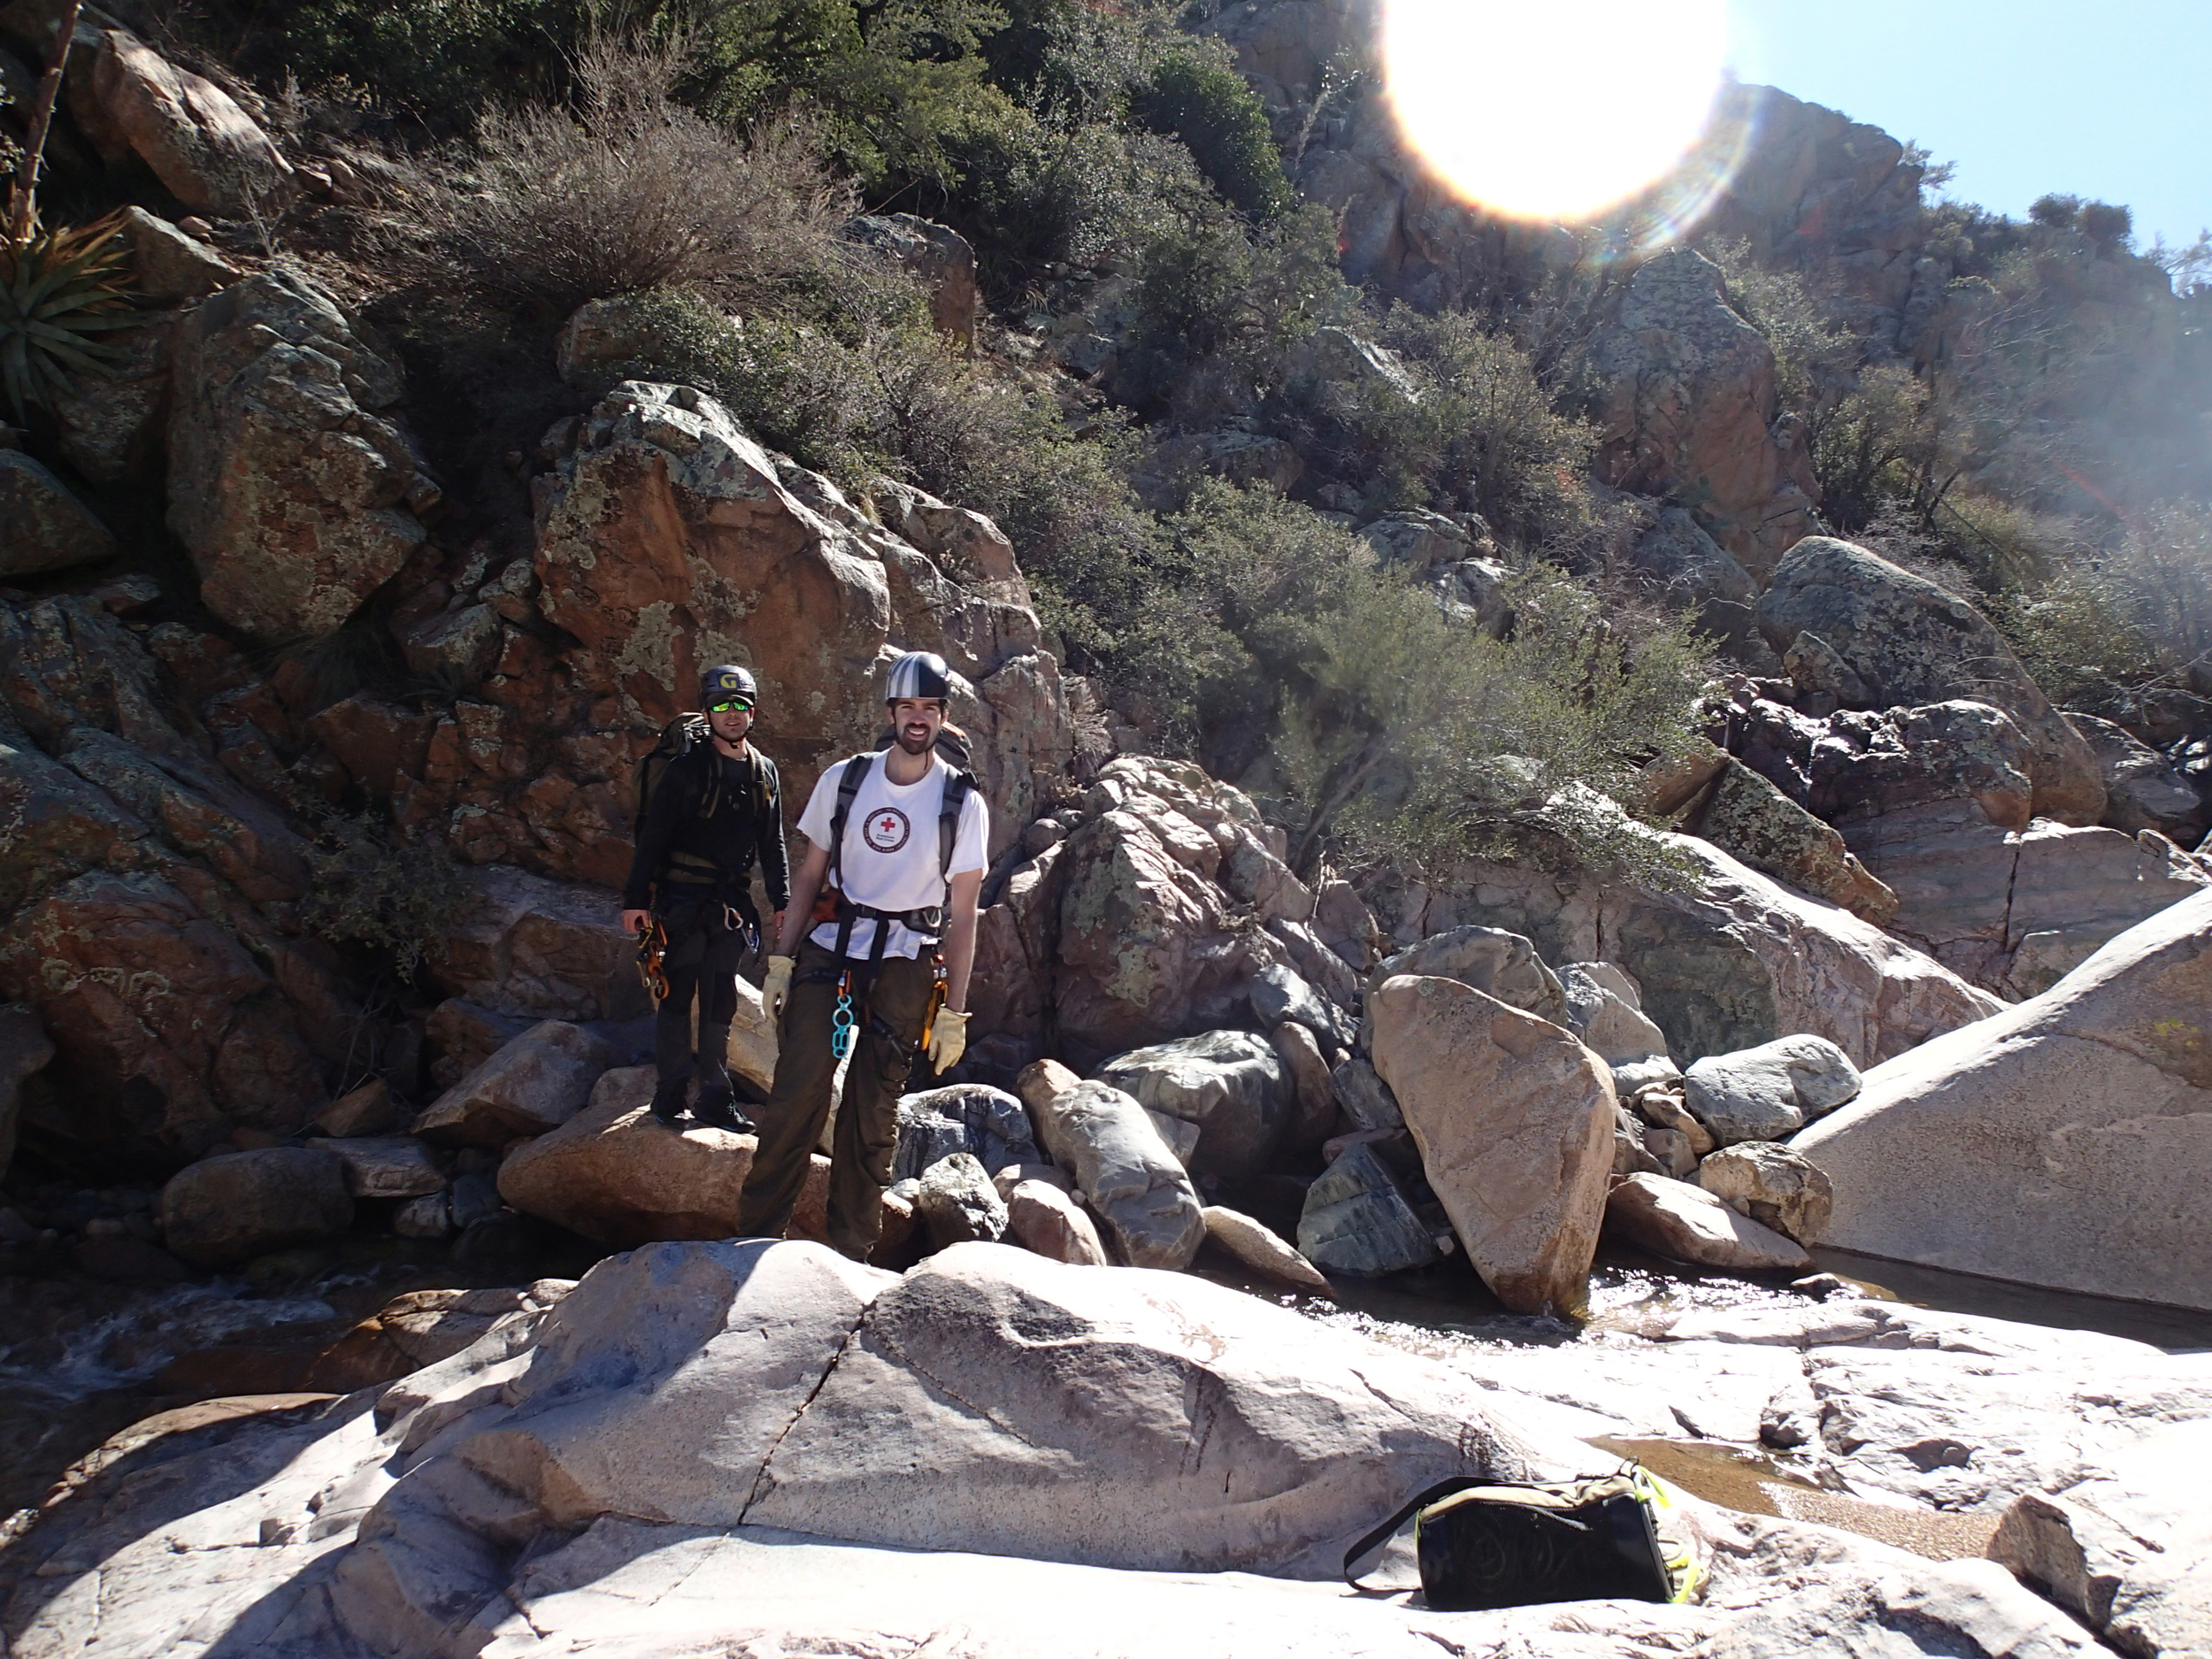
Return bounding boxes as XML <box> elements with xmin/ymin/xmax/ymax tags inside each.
<box><xmin>4</xmin><ymin>1241</ymin><xmax>2200</xmax><ymax>1659</ymax></box>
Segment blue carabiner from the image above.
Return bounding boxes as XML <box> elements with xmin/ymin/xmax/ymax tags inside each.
<box><xmin>830</xmin><ymin>990</ymin><xmax>856</xmax><ymax>1059</ymax></box>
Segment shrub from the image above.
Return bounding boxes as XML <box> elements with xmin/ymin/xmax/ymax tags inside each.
<box><xmin>2028</xmin><ymin>193</ymin><xmax>2081</xmax><ymax>230</ymax></box>
<box><xmin>2078</xmin><ymin>202</ymin><xmax>2133</xmax><ymax>247</ymax></box>
<box><xmin>394</xmin><ymin>39</ymin><xmax>853</xmax><ymax>316</ymax></box>
<box><xmin>1370</xmin><ymin>309</ymin><xmax>1602</xmax><ymax>549</ymax></box>
<box><xmin>1267</xmin><ymin>559</ymin><xmax>1715</xmax><ymax>880</ymax></box>
<box><xmin>297</xmin><ymin>811</ymin><xmax>468</xmax><ymax>981</ymax></box>
<box><xmin>1808</xmin><ymin>364</ymin><xmax>1931</xmax><ymax>531</ymax></box>
<box><xmin>1995</xmin><ymin>504</ymin><xmax>2212</xmax><ymax>718</ymax></box>
<box><xmin>256</xmin><ymin>0</ymin><xmax>583</xmax><ymax>116</ymax></box>
<box><xmin>1132</xmin><ymin>50</ymin><xmax>1291</xmax><ymax>219</ymax></box>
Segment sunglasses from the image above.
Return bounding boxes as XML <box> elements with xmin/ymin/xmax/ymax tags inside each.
<box><xmin>708</xmin><ymin>698</ymin><xmax>753</xmax><ymax>714</ymax></box>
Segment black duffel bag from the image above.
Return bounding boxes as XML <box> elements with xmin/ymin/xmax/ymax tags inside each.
<box><xmin>1342</xmin><ymin>1466</ymin><xmax>1703</xmax><ymax>1612</ymax></box>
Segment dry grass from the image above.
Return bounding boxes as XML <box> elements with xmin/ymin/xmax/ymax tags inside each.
<box><xmin>391</xmin><ymin>36</ymin><xmax>853</xmax><ymax>315</ymax></box>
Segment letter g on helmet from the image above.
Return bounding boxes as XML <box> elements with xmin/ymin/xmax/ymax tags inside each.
<box><xmin>883</xmin><ymin>650</ymin><xmax>951</xmax><ymax>704</ymax></box>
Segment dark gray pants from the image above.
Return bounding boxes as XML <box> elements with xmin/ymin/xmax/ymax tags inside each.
<box><xmin>738</xmin><ymin>939</ymin><xmax>935</xmax><ymax>1259</ymax></box>
<box><xmin>652</xmin><ymin>892</ymin><xmax>749</xmax><ymax>1095</ymax></box>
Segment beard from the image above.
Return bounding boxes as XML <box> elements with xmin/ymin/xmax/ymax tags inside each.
<box><xmin>895</xmin><ymin>726</ymin><xmax>933</xmax><ymax>756</ymax></box>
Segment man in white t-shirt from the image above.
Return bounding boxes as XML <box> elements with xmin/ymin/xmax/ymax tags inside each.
<box><xmin>737</xmin><ymin>651</ymin><xmax>990</xmax><ymax>1260</ymax></box>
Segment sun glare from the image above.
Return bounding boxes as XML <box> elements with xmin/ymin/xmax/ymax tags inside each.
<box><xmin>1380</xmin><ymin>0</ymin><xmax>1731</xmax><ymax>225</ymax></box>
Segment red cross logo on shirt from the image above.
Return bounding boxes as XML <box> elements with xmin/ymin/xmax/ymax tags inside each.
<box><xmin>862</xmin><ymin>805</ymin><xmax>911</xmax><ymax>853</ymax></box>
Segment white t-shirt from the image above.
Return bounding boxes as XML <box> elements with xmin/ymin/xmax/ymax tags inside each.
<box><xmin>800</xmin><ymin>752</ymin><xmax>989</xmax><ymax>959</ymax></box>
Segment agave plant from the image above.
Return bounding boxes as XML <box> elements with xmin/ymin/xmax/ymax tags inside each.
<box><xmin>1</xmin><ymin>211</ymin><xmax>141</xmax><ymax>422</ymax></box>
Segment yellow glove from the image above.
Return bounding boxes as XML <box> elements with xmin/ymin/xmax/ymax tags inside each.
<box><xmin>762</xmin><ymin>955</ymin><xmax>795</xmax><ymax>1023</ymax></box>
<box><xmin>924</xmin><ymin>1008</ymin><xmax>970</xmax><ymax>1071</ymax></box>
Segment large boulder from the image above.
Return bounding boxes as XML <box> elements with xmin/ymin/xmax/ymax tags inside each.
<box><xmin>915</xmin><ymin>1151</ymin><xmax>1009</xmax><ymax>1248</ymax></box>
<box><xmin>495</xmin><ymin>1065</ymin><xmax>755</xmax><ymax>1248</ymax></box>
<box><xmin>1675</xmin><ymin>756</ymin><xmax>1899</xmax><ymax>924</ymax></box>
<box><xmin>1586</xmin><ymin>248</ymin><xmax>1818</xmax><ymax>575</ymax></box>
<box><xmin>0</xmin><ymin>869</ymin><xmax>326</xmax><ymax>1160</ymax></box>
<box><xmin>305</xmin><ymin>1134</ymin><xmax>446</xmax><ymax>1199</ymax></box>
<box><xmin>1793</xmin><ymin>888</ymin><xmax>2212</xmax><ymax>1310</ymax></box>
<box><xmin>1369</xmin><ymin>975</ymin><xmax>1614</xmax><ymax>1315</ymax></box>
<box><xmin>1603</xmin><ymin>1172</ymin><xmax>1811</xmax><ymax>1273</ymax></box>
<box><xmin>1409</xmin><ymin>826</ymin><xmax>2004</xmax><ymax>1069</ymax></box>
<box><xmin>89</xmin><ymin>29</ymin><xmax>291</xmax><ymax>215</ymax></box>
<box><xmin>891</xmin><ymin>1084</ymin><xmax>1039</xmax><ymax>1181</ymax></box>
<box><xmin>531</xmin><ymin>380</ymin><xmax>890</xmax><ymax>791</ymax></box>
<box><xmin>158</xmin><ymin>1146</ymin><xmax>353</xmax><ymax>1267</ymax></box>
<box><xmin>1697</xmin><ymin>1141</ymin><xmax>1834</xmax><ymax>1242</ymax></box>
<box><xmin>743</xmin><ymin>1242</ymin><xmax>1548</xmax><ymax>1574</ymax></box>
<box><xmin>1052</xmin><ymin>805</ymin><xmax>1277</xmax><ymax>1064</ymax></box>
<box><xmin>2074</xmin><ymin>714</ymin><xmax>2209</xmax><ymax>844</ymax></box>
<box><xmin>1987</xmin><ymin>1420</ymin><xmax>2212</xmax><ymax>1659</ymax></box>
<box><xmin>1204</xmin><ymin>1204</ymin><xmax>1330</xmax><ymax>1290</ymax></box>
<box><xmin>0</xmin><ymin>1243</ymin><xmax>2139</xmax><ymax>1657</ymax></box>
<box><xmin>1843</xmin><ymin>809</ymin><xmax>2209</xmax><ymax>998</ymax></box>
<box><xmin>1003</xmin><ymin>1179</ymin><xmax>1108</xmax><ymax>1266</ymax></box>
<box><xmin>1369</xmin><ymin>925</ymin><xmax>1566</xmax><ymax>1025</ymax></box>
<box><xmin>1556</xmin><ymin>963</ymin><xmax>1678</xmax><ymax>1094</ymax></box>
<box><xmin>1016</xmin><ymin>1059</ymin><xmax>1205</xmax><ymax>1270</ymax></box>
<box><xmin>426</xmin><ymin>864</ymin><xmax>649</xmax><ymax>1022</ymax></box>
<box><xmin>1682</xmin><ymin>1034</ymin><xmax>1861</xmax><ymax>1147</ymax></box>
<box><xmin>1296</xmin><ymin>1141</ymin><xmax>1439</xmax><ymax>1277</ymax></box>
<box><xmin>166</xmin><ymin>267</ymin><xmax>429</xmax><ymax>641</ymax></box>
<box><xmin>411</xmin><ymin>1019</ymin><xmax>611</xmax><ymax>1147</ymax></box>
<box><xmin>1095</xmin><ymin>1030</ymin><xmax>1290</xmax><ymax>1176</ymax></box>
<box><xmin>0</xmin><ymin>450</ymin><xmax>117</xmax><ymax>577</ymax></box>
<box><xmin>843</xmin><ymin>214</ymin><xmax>978</xmax><ymax>345</ymax></box>
<box><xmin>1755</xmin><ymin>538</ymin><xmax>2105</xmax><ymax>824</ymax></box>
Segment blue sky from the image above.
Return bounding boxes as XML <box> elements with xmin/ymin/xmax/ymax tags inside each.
<box><xmin>1724</xmin><ymin>0</ymin><xmax>2212</xmax><ymax>252</ymax></box>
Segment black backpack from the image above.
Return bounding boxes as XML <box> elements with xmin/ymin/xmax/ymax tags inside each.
<box><xmin>1342</xmin><ymin>1468</ymin><xmax>1702</xmax><ymax>1612</ymax></box>
<box><xmin>634</xmin><ymin>715</ymin><xmax>777</xmax><ymax>833</ymax></box>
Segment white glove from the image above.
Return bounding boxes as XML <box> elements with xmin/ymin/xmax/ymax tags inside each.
<box><xmin>924</xmin><ymin>1008</ymin><xmax>970</xmax><ymax>1071</ymax></box>
<box><xmin>762</xmin><ymin>955</ymin><xmax>795</xmax><ymax>1023</ymax></box>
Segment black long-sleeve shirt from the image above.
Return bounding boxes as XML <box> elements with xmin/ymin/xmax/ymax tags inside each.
<box><xmin>622</xmin><ymin>742</ymin><xmax>791</xmax><ymax>913</ymax></box>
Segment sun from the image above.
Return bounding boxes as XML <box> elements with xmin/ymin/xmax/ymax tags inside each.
<box><xmin>1379</xmin><ymin>0</ymin><xmax>1732</xmax><ymax>224</ymax></box>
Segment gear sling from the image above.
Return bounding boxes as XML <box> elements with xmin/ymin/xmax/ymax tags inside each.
<box><xmin>806</xmin><ymin>751</ymin><xmax>974</xmax><ymax>1060</ymax></box>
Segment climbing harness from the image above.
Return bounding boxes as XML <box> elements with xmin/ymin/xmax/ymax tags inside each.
<box><xmin>804</xmin><ymin>749</ymin><xmax>975</xmax><ymax>1061</ymax></box>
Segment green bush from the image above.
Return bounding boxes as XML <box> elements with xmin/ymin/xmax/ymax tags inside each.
<box><xmin>1997</xmin><ymin>503</ymin><xmax>2212</xmax><ymax>717</ymax></box>
<box><xmin>1808</xmin><ymin>365</ymin><xmax>1931</xmax><ymax>532</ymax></box>
<box><xmin>252</xmin><ymin>0</ymin><xmax>584</xmax><ymax>116</ymax></box>
<box><xmin>1369</xmin><ymin>309</ymin><xmax>1602</xmax><ymax>549</ymax></box>
<box><xmin>1703</xmin><ymin>237</ymin><xmax>1855</xmax><ymax>412</ymax></box>
<box><xmin>297</xmin><ymin>812</ymin><xmax>468</xmax><ymax>981</ymax></box>
<box><xmin>1132</xmin><ymin>50</ymin><xmax>1291</xmax><ymax>219</ymax></box>
<box><xmin>1265</xmin><ymin>557</ymin><xmax>1714</xmax><ymax>879</ymax></box>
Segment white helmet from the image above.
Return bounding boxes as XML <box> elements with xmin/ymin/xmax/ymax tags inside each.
<box><xmin>884</xmin><ymin>649</ymin><xmax>952</xmax><ymax>703</ymax></box>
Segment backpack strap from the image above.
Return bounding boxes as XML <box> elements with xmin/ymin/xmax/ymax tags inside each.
<box><xmin>826</xmin><ymin>752</ymin><xmax>879</xmax><ymax>886</ymax></box>
<box><xmin>1341</xmin><ymin>1478</ymin><xmax>1488</xmax><ymax>1593</ymax></box>
<box><xmin>936</xmin><ymin>767</ymin><xmax>974</xmax><ymax>898</ymax></box>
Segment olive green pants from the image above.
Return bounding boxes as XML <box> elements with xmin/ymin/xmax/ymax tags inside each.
<box><xmin>737</xmin><ymin>939</ymin><xmax>935</xmax><ymax>1260</ymax></box>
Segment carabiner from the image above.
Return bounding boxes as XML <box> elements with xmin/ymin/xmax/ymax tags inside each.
<box><xmin>830</xmin><ymin>972</ymin><xmax>857</xmax><ymax>1060</ymax></box>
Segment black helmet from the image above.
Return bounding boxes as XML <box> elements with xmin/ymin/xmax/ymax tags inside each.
<box><xmin>884</xmin><ymin>649</ymin><xmax>952</xmax><ymax>704</ymax></box>
<box><xmin>702</xmin><ymin>664</ymin><xmax>757</xmax><ymax>705</ymax></box>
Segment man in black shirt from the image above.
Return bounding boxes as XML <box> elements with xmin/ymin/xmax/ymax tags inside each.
<box><xmin>620</xmin><ymin>665</ymin><xmax>790</xmax><ymax>1130</ymax></box>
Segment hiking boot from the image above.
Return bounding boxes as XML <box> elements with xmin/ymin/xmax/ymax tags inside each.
<box><xmin>649</xmin><ymin>1083</ymin><xmax>688</xmax><ymax>1125</ymax></box>
<box><xmin>691</xmin><ymin>1088</ymin><xmax>755</xmax><ymax>1135</ymax></box>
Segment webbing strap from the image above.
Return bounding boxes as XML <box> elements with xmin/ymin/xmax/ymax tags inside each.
<box><xmin>1341</xmin><ymin>1479</ymin><xmax>1485</xmax><ymax>1593</ymax></box>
